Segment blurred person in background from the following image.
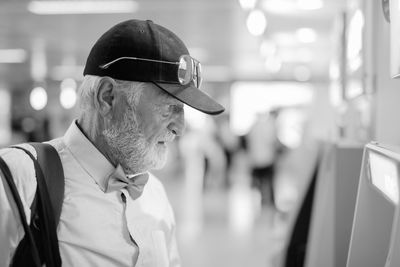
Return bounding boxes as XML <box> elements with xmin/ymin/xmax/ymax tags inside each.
<box><xmin>214</xmin><ymin>113</ymin><xmax>241</xmax><ymax>189</ymax></box>
<box><xmin>246</xmin><ymin>109</ymin><xmax>281</xmax><ymax>210</ymax></box>
<box><xmin>200</xmin><ymin>118</ymin><xmax>227</xmax><ymax>190</ymax></box>
<box><xmin>178</xmin><ymin>116</ymin><xmax>226</xmax><ymax>239</ymax></box>
<box><xmin>0</xmin><ymin>19</ymin><xmax>224</xmax><ymax>267</ymax></box>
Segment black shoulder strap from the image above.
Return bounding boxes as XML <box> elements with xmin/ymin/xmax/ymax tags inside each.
<box><xmin>10</xmin><ymin>143</ymin><xmax>64</xmax><ymax>267</ymax></box>
<box><xmin>29</xmin><ymin>142</ymin><xmax>65</xmax><ymax>225</ymax></box>
<box><xmin>0</xmin><ymin>156</ymin><xmax>42</xmax><ymax>267</ymax></box>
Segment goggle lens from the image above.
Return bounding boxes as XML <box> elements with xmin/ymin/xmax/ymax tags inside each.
<box><xmin>178</xmin><ymin>56</ymin><xmax>192</xmax><ymax>85</ymax></box>
<box><xmin>178</xmin><ymin>55</ymin><xmax>202</xmax><ymax>88</ymax></box>
<box><xmin>196</xmin><ymin>61</ymin><xmax>202</xmax><ymax>89</ymax></box>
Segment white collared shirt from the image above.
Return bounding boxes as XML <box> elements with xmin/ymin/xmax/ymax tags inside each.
<box><xmin>0</xmin><ymin>121</ymin><xmax>180</xmax><ymax>267</ymax></box>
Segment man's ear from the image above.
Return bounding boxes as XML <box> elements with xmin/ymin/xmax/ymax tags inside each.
<box><xmin>95</xmin><ymin>77</ymin><xmax>116</xmax><ymax>118</ymax></box>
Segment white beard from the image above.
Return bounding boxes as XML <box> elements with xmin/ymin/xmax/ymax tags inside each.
<box><xmin>102</xmin><ymin>110</ymin><xmax>169</xmax><ymax>174</ymax></box>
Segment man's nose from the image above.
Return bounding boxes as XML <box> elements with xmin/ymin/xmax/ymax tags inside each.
<box><xmin>168</xmin><ymin>112</ymin><xmax>185</xmax><ymax>137</ymax></box>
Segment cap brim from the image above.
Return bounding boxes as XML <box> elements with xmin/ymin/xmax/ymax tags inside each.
<box><xmin>153</xmin><ymin>82</ymin><xmax>225</xmax><ymax>115</ymax></box>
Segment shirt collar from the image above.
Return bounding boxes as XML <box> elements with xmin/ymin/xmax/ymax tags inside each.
<box><xmin>63</xmin><ymin>120</ymin><xmax>116</xmax><ymax>191</ymax></box>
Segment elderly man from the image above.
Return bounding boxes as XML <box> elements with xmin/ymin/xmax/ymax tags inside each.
<box><xmin>0</xmin><ymin>19</ymin><xmax>224</xmax><ymax>267</ymax></box>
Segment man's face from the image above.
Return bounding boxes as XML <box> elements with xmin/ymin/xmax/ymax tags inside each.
<box><xmin>103</xmin><ymin>82</ymin><xmax>185</xmax><ymax>174</ymax></box>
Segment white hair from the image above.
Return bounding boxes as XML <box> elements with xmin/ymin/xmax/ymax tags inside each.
<box><xmin>77</xmin><ymin>75</ymin><xmax>145</xmax><ymax>138</ymax></box>
<box><xmin>78</xmin><ymin>75</ymin><xmax>144</xmax><ymax>110</ymax></box>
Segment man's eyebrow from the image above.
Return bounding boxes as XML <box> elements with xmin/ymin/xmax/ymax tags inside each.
<box><xmin>160</xmin><ymin>97</ymin><xmax>183</xmax><ymax>106</ymax></box>
<box><xmin>170</xmin><ymin>102</ymin><xmax>184</xmax><ymax>109</ymax></box>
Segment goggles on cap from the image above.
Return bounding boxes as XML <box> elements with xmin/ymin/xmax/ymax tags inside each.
<box><xmin>99</xmin><ymin>55</ymin><xmax>202</xmax><ymax>89</ymax></box>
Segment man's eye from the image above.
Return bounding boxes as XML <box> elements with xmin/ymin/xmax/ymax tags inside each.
<box><xmin>161</xmin><ymin>105</ymin><xmax>182</xmax><ymax>118</ymax></box>
<box><xmin>171</xmin><ymin>105</ymin><xmax>184</xmax><ymax>114</ymax></box>
<box><xmin>162</xmin><ymin>107</ymin><xmax>172</xmax><ymax>117</ymax></box>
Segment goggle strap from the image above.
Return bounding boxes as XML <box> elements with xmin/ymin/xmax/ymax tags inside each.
<box><xmin>100</xmin><ymin>56</ymin><xmax>179</xmax><ymax>69</ymax></box>
<box><xmin>97</xmin><ymin>55</ymin><xmax>201</xmax><ymax>88</ymax></box>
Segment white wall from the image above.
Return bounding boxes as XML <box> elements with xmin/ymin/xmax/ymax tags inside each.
<box><xmin>307</xmin><ymin>82</ymin><xmax>336</xmax><ymax>141</ymax></box>
<box><xmin>372</xmin><ymin>0</ymin><xmax>400</xmax><ymax>145</ymax></box>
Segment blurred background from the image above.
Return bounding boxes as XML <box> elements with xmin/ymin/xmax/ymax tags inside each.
<box><xmin>1</xmin><ymin>0</ymin><xmax>400</xmax><ymax>266</ymax></box>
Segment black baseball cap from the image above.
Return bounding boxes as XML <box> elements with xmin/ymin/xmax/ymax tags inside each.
<box><xmin>83</xmin><ymin>19</ymin><xmax>224</xmax><ymax>115</ymax></box>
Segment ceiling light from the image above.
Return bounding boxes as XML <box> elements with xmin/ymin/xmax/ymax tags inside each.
<box><xmin>60</xmin><ymin>89</ymin><xmax>77</xmax><ymax>109</ymax></box>
<box><xmin>30</xmin><ymin>86</ymin><xmax>48</xmax><ymax>110</ymax></box>
<box><xmin>0</xmin><ymin>49</ymin><xmax>27</xmax><ymax>63</ymax></box>
<box><xmin>347</xmin><ymin>10</ymin><xmax>364</xmax><ymax>64</ymax></box>
<box><xmin>238</xmin><ymin>0</ymin><xmax>258</xmax><ymax>10</ymax></box>
<box><xmin>246</xmin><ymin>10</ymin><xmax>267</xmax><ymax>36</ymax></box>
<box><xmin>28</xmin><ymin>0</ymin><xmax>138</xmax><ymax>15</ymax></box>
<box><xmin>60</xmin><ymin>78</ymin><xmax>77</xmax><ymax>109</ymax></box>
<box><xmin>296</xmin><ymin>28</ymin><xmax>317</xmax><ymax>43</ymax></box>
<box><xmin>261</xmin><ymin>0</ymin><xmax>296</xmax><ymax>15</ymax></box>
<box><xmin>296</xmin><ymin>0</ymin><xmax>323</xmax><ymax>10</ymax></box>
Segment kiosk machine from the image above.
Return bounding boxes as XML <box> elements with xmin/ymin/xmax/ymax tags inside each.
<box><xmin>346</xmin><ymin>142</ymin><xmax>400</xmax><ymax>267</ymax></box>
<box><xmin>305</xmin><ymin>142</ymin><xmax>363</xmax><ymax>267</ymax></box>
